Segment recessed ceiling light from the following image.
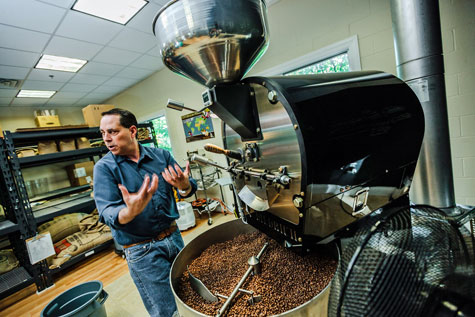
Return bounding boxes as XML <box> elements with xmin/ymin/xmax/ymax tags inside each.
<box><xmin>72</xmin><ymin>0</ymin><xmax>148</xmax><ymax>25</ymax></box>
<box><xmin>17</xmin><ymin>90</ymin><xmax>56</xmax><ymax>98</ymax></box>
<box><xmin>35</xmin><ymin>54</ymin><xmax>87</xmax><ymax>73</ymax></box>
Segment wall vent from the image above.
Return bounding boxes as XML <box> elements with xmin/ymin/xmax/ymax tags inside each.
<box><xmin>0</xmin><ymin>78</ymin><xmax>22</xmax><ymax>88</ymax></box>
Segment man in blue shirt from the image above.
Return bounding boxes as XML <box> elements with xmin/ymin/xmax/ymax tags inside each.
<box><xmin>93</xmin><ymin>108</ymin><xmax>197</xmax><ymax>317</ymax></box>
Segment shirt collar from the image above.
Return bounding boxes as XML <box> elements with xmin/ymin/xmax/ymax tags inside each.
<box><xmin>113</xmin><ymin>143</ymin><xmax>153</xmax><ymax>164</ymax></box>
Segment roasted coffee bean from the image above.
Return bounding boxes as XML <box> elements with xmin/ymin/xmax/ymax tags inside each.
<box><xmin>177</xmin><ymin>231</ymin><xmax>337</xmax><ymax>316</ymax></box>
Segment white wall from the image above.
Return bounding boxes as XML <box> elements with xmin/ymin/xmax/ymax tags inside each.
<box><xmin>0</xmin><ymin>106</ymin><xmax>86</xmax><ymax>131</ymax></box>
<box><xmin>439</xmin><ymin>0</ymin><xmax>475</xmax><ymax>205</ymax></box>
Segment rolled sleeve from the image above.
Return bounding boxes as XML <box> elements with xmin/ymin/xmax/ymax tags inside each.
<box><xmin>93</xmin><ymin>161</ymin><xmax>126</xmax><ymax>229</ymax></box>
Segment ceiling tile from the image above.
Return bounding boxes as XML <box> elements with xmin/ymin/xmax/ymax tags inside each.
<box><xmin>69</xmin><ymin>73</ymin><xmax>110</xmax><ymax>85</ymax></box>
<box><xmin>0</xmin><ymin>97</ymin><xmax>13</xmax><ymax>105</ymax></box>
<box><xmin>115</xmin><ymin>67</ymin><xmax>155</xmax><ymax>79</ymax></box>
<box><xmin>0</xmin><ymin>89</ymin><xmax>19</xmax><ymax>97</ymax></box>
<box><xmin>0</xmin><ymin>48</ymin><xmax>41</xmax><ymax>68</ymax></box>
<box><xmin>46</xmin><ymin>97</ymin><xmax>80</xmax><ymax>106</ymax></box>
<box><xmin>126</xmin><ymin>2</ymin><xmax>161</xmax><ymax>34</ymax></box>
<box><xmin>93</xmin><ymin>48</ymin><xmax>141</xmax><ymax>66</ymax></box>
<box><xmin>27</xmin><ymin>68</ymin><xmax>75</xmax><ymax>82</ymax></box>
<box><xmin>56</xmin><ymin>10</ymin><xmax>122</xmax><ymax>45</ymax></box>
<box><xmin>0</xmin><ymin>65</ymin><xmax>30</xmax><ymax>80</ymax></box>
<box><xmin>21</xmin><ymin>80</ymin><xmax>64</xmax><ymax>90</ymax></box>
<box><xmin>62</xmin><ymin>82</ymin><xmax>97</xmax><ymax>93</ymax></box>
<box><xmin>103</xmin><ymin>77</ymin><xmax>137</xmax><ymax>87</ymax></box>
<box><xmin>36</xmin><ymin>0</ymin><xmax>75</xmax><ymax>9</ymax></box>
<box><xmin>83</xmin><ymin>92</ymin><xmax>113</xmax><ymax>99</ymax></box>
<box><xmin>130</xmin><ymin>54</ymin><xmax>163</xmax><ymax>70</ymax></box>
<box><xmin>0</xmin><ymin>24</ymin><xmax>51</xmax><ymax>53</ymax></box>
<box><xmin>44</xmin><ymin>36</ymin><xmax>103</xmax><ymax>60</ymax></box>
<box><xmin>92</xmin><ymin>85</ymin><xmax>125</xmax><ymax>94</ymax></box>
<box><xmin>147</xmin><ymin>44</ymin><xmax>161</xmax><ymax>57</ymax></box>
<box><xmin>78</xmin><ymin>62</ymin><xmax>124</xmax><ymax>76</ymax></box>
<box><xmin>109</xmin><ymin>28</ymin><xmax>157</xmax><ymax>53</ymax></box>
<box><xmin>0</xmin><ymin>0</ymin><xmax>66</xmax><ymax>34</ymax></box>
<box><xmin>11</xmin><ymin>98</ymin><xmax>48</xmax><ymax>106</ymax></box>
<box><xmin>53</xmin><ymin>91</ymin><xmax>88</xmax><ymax>99</ymax></box>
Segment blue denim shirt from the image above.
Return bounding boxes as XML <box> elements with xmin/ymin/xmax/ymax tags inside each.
<box><xmin>93</xmin><ymin>144</ymin><xmax>197</xmax><ymax>245</ymax></box>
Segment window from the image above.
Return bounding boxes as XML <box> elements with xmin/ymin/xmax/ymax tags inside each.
<box><xmin>150</xmin><ymin>115</ymin><xmax>172</xmax><ymax>153</ymax></box>
<box><xmin>139</xmin><ymin>110</ymin><xmax>173</xmax><ymax>153</ymax></box>
<box><xmin>257</xmin><ymin>35</ymin><xmax>360</xmax><ymax>76</ymax></box>
<box><xmin>284</xmin><ymin>52</ymin><xmax>350</xmax><ymax>75</ymax></box>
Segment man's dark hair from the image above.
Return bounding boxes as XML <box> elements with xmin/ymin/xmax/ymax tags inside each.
<box><xmin>101</xmin><ymin>108</ymin><xmax>137</xmax><ymax>128</ymax></box>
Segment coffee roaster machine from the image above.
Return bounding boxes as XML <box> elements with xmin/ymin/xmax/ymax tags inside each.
<box><xmin>153</xmin><ymin>0</ymin><xmax>474</xmax><ymax>316</ymax></box>
<box><xmin>154</xmin><ymin>0</ymin><xmax>423</xmax><ymax>248</ymax></box>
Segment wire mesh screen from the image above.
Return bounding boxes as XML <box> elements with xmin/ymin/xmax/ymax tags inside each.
<box><xmin>328</xmin><ymin>205</ymin><xmax>473</xmax><ymax>317</ymax></box>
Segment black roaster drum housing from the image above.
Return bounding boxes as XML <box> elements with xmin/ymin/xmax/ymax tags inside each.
<box><xmin>220</xmin><ymin>71</ymin><xmax>424</xmax><ymax>246</ymax></box>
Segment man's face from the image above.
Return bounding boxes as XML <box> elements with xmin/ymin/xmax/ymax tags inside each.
<box><xmin>99</xmin><ymin>114</ymin><xmax>136</xmax><ymax>156</ymax></box>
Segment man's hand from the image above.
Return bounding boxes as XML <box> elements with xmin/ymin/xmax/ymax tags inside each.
<box><xmin>117</xmin><ymin>174</ymin><xmax>159</xmax><ymax>224</ymax></box>
<box><xmin>162</xmin><ymin>161</ymin><xmax>191</xmax><ymax>192</ymax></box>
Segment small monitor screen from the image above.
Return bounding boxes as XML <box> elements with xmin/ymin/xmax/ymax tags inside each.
<box><xmin>181</xmin><ymin>109</ymin><xmax>215</xmax><ymax>143</ymax></box>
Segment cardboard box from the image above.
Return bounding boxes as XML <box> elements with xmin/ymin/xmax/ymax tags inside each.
<box><xmin>38</xmin><ymin>140</ymin><xmax>58</xmax><ymax>155</ymax></box>
<box><xmin>35</xmin><ymin>115</ymin><xmax>61</xmax><ymax>128</ymax></box>
<box><xmin>82</xmin><ymin>104</ymin><xmax>115</xmax><ymax>127</ymax></box>
<box><xmin>76</xmin><ymin>137</ymin><xmax>91</xmax><ymax>149</ymax></box>
<box><xmin>59</xmin><ymin>139</ymin><xmax>76</xmax><ymax>152</ymax></box>
<box><xmin>66</xmin><ymin>161</ymin><xmax>94</xmax><ymax>187</ymax></box>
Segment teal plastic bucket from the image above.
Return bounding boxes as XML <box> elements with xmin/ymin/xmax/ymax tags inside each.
<box><xmin>41</xmin><ymin>280</ymin><xmax>108</xmax><ymax>317</ymax></box>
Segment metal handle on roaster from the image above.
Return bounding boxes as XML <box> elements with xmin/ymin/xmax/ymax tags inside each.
<box><xmin>189</xmin><ymin>154</ymin><xmax>291</xmax><ymax>185</ymax></box>
<box><xmin>216</xmin><ymin>242</ymin><xmax>269</xmax><ymax>317</ymax></box>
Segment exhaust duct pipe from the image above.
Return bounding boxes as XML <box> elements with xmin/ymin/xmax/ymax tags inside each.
<box><xmin>390</xmin><ymin>0</ymin><xmax>455</xmax><ymax>208</ymax></box>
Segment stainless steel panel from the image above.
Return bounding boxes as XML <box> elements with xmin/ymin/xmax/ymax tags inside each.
<box><xmin>305</xmin><ymin>183</ymin><xmax>410</xmax><ymax>238</ymax></box>
<box><xmin>225</xmin><ymin>83</ymin><xmax>302</xmax><ymax>224</ymax></box>
<box><xmin>153</xmin><ymin>0</ymin><xmax>269</xmax><ymax>87</ymax></box>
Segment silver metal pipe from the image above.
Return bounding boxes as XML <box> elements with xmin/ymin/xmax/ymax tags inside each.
<box><xmin>390</xmin><ymin>0</ymin><xmax>455</xmax><ymax>208</ymax></box>
<box><xmin>217</xmin><ymin>242</ymin><xmax>269</xmax><ymax>316</ymax></box>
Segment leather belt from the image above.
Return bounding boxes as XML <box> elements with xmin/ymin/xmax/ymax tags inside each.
<box><xmin>123</xmin><ymin>221</ymin><xmax>177</xmax><ymax>249</ymax></box>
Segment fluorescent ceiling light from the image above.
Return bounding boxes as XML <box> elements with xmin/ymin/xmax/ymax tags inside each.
<box><xmin>73</xmin><ymin>0</ymin><xmax>148</xmax><ymax>25</ymax></box>
<box><xmin>35</xmin><ymin>54</ymin><xmax>87</xmax><ymax>73</ymax></box>
<box><xmin>17</xmin><ymin>90</ymin><xmax>56</xmax><ymax>98</ymax></box>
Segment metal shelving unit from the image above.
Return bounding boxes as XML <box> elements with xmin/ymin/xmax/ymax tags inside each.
<box><xmin>0</xmin><ymin>137</ymin><xmax>48</xmax><ymax>298</ymax></box>
<box><xmin>189</xmin><ymin>162</ymin><xmax>226</xmax><ymax>225</ymax></box>
<box><xmin>0</xmin><ymin>123</ymin><xmax>158</xmax><ymax>299</ymax></box>
<box><xmin>49</xmin><ymin>240</ymin><xmax>114</xmax><ymax>274</ymax></box>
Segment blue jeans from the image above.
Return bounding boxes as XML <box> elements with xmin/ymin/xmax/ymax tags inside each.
<box><xmin>125</xmin><ymin>230</ymin><xmax>184</xmax><ymax>317</ymax></box>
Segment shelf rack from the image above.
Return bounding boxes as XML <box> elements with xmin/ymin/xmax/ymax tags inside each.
<box><xmin>189</xmin><ymin>162</ymin><xmax>226</xmax><ymax>225</ymax></box>
<box><xmin>0</xmin><ymin>123</ymin><xmax>158</xmax><ymax>299</ymax></box>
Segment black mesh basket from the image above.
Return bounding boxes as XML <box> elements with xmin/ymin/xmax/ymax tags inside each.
<box><xmin>328</xmin><ymin>205</ymin><xmax>475</xmax><ymax>317</ymax></box>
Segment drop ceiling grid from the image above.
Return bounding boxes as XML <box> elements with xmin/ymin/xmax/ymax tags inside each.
<box><xmin>0</xmin><ymin>0</ymin><xmax>165</xmax><ymax>108</ymax></box>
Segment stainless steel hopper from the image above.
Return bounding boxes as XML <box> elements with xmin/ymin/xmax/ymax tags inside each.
<box><xmin>153</xmin><ymin>0</ymin><xmax>269</xmax><ymax>87</ymax></box>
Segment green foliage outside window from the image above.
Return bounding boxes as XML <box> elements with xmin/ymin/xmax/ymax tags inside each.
<box><xmin>151</xmin><ymin>116</ymin><xmax>173</xmax><ymax>153</ymax></box>
<box><xmin>284</xmin><ymin>53</ymin><xmax>349</xmax><ymax>76</ymax></box>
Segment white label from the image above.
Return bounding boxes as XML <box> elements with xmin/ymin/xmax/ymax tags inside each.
<box><xmin>26</xmin><ymin>232</ymin><xmax>55</xmax><ymax>264</ymax></box>
<box><xmin>407</xmin><ymin>79</ymin><xmax>430</xmax><ymax>103</ymax></box>
<box><xmin>74</xmin><ymin>167</ymin><xmax>87</xmax><ymax>178</ymax></box>
<box><xmin>85</xmin><ymin>176</ymin><xmax>92</xmax><ymax>184</ymax></box>
<box><xmin>85</xmin><ymin>250</ymin><xmax>95</xmax><ymax>257</ymax></box>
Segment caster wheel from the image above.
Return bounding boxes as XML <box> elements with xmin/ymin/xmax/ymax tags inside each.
<box><xmin>208</xmin><ymin>218</ymin><xmax>213</xmax><ymax>225</ymax></box>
